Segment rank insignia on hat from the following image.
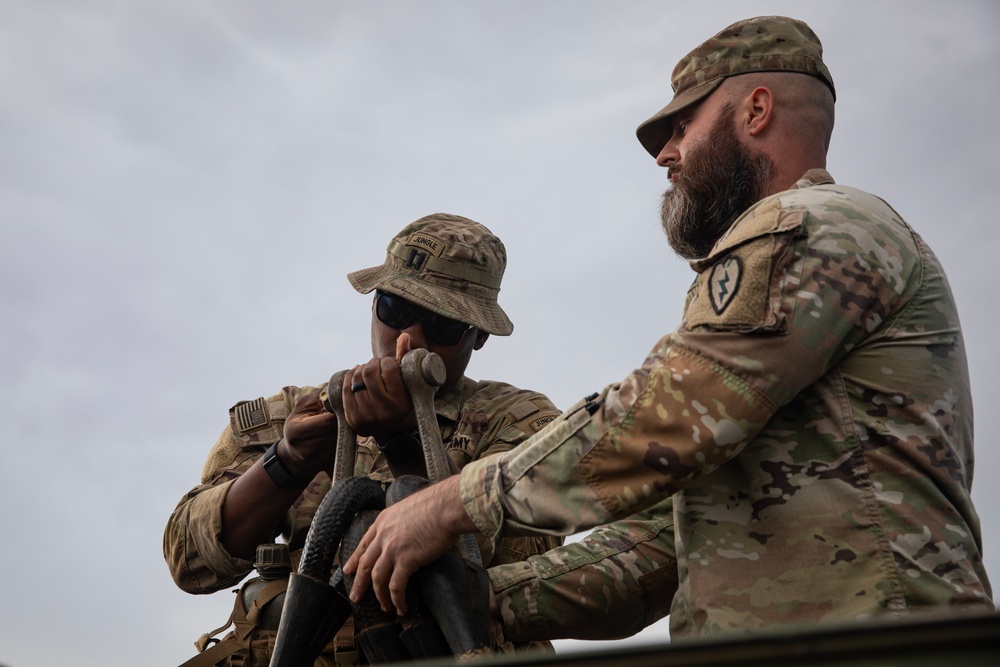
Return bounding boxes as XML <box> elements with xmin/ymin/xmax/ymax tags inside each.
<box><xmin>709</xmin><ymin>256</ymin><xmax>742</xmax><ymax>314</ymax></box>
<box><xmin>235</xmin><ymin>397</ymin><xmax>270</xmax><ymax>433</ymax></box>
<box><xmin>403</xmin><ymin>231</ymin><xmax>446</xmax><ymax>272</ymax></box>
<box><xmin>404</xmin><ymin>248</ymin><xmax>428</xmax><ymax>271</ymax></box>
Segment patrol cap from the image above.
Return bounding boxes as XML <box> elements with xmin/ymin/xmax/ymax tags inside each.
<box><xmin>347</xmin><ymin>213</ymin><xmax>514</xmax><ymax>336</ymax></box>
<box><xmin>636</xmin><ymin>16</ymin><xmax>836</xmax><ymax>157</ymax></box>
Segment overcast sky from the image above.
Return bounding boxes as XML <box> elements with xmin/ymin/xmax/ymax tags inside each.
<box><xmin>2</xmin><ymin>1</ymin><xmax>998</xmax><ymax>665</ymax></box>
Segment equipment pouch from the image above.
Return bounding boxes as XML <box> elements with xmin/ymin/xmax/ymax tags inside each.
<box><xmin>179</xmin><ymin>575</ymin><xmax>288</xmax><ymax>667</ymax></box>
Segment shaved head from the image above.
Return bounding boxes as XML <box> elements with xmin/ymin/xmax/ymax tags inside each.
<box><xmin>721</xmin><ymin>72</ymin><xmax>835</xmax><ymax>151</ymax></box>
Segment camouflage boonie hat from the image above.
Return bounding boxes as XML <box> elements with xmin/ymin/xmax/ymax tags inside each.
<box><xmin>636</xmin><ymin>16</ymin><xmax>836</xmax><ymax>157</ymax></box>
<box><xmin>347</xmin><ymin>213</ymin><xmax>514</xmax><ymax>336</ymax></box>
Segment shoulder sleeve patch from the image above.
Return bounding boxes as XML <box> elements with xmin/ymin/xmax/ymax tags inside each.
<box><xmin>502</xmin><ymin>397</ymin><xmax>562</xmax><ymax>436</ymax></box>
<box><xmin>684</xmin><ymin>202</ymin><xmax>804</xmax><ymax>332</ymax></box>
<box><xmin>233</xmin><ymin>397</ymin><xmax>270</xmax><ymax>434</ymax></box>
<box><xmin>685</xmin><ymin>240</ymin><xmax>772</xmax><ymax>329</ymax></box>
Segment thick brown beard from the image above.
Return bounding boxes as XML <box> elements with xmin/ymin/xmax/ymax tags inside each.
<box><xmin>660</xmin><ymin>103</ymin><xmax>773</xmax><ymax>260</ymax></box>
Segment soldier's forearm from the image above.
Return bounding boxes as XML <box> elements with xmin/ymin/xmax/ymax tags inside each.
<box><xmin>220</xmin><ymin>456</ymin><xmax>306</xmax><ymax>560</ymax></box>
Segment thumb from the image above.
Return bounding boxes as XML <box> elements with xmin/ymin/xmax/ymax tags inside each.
<box><xmin>395</xmin><ymin>333</ymin><xmax>411</xmax><ymax>363</ymax></box>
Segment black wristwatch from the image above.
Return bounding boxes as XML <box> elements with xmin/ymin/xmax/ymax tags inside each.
<box><xmin>375</xmin><ymin>431</ymin><xmax>423</xmax><ymax>467</ymax></box>
<box><xmin>262</xmin><ymin>440</ymin><xmax>313</xmax><ymax>490</ymax></box>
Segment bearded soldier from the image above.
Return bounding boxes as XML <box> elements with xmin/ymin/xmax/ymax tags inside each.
<box><xmin>343</xmin><ymin>16</ymin><xmax>993</xmax><ymax>641</ymax></box>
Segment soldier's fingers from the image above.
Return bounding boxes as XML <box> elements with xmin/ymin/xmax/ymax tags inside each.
<box><xmin>358</xmin><ymin>358</ymin><xmax>388</xmax><ymax>396</ymax></box>
<box><xmin>341</xmin><ymin>365</ymin><xmax>360</xmax><ymax>391</ymax></box>
<box><xmin>377</xmin><ymin>356</ymin><xmax>407</xmax><ymax>397</ymax></box>
<box><xmin>379</xmin><ymin>355</ymin><xmax>399</xmax><ymax>373</ymax></box>
<box><xmin>371</xmin><ymin>555</ymin><xmax>400</xmax><ymax>614</ymax></box>
<box><xmin>346</xmin><ymin>535</ymin><xmax>378</xmax><ymax>600</ymax></box>
<box><xmin>341</xmin><ymin>365</ymin><xmax>360</xmax><ymax>405</ymax></box>
<box><xmin>348</xmin><ymin>363</ymin><xmax>368</xmax><ymax>393</ymax></box>
<box><xmin>388</xmin><ymin>567</ymin><xmax>412</xmax><ymax>616</ymax></box>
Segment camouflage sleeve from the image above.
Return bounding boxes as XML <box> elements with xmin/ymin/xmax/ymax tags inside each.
<box><xmin>164</xmin><ymin>390</ymin><xmax>296</xmax><ymax>593</ymax></box>
<box><xmin>460</xmin><ymin>184</ymin><xmax>913</xmax><ymax>547</ymax></box>
<box><xmin>489</xmin><ymin>498</ymin><xmax>677</xmax><ymax>641</ymax></box>
<box><xmin>162</xmin><ymin>424</ymin><xmax>259</xmax><ymax>594</ymax></box>
<box><xmin>465</xmin><ymin>387</ymin><xmax>564</xmax><ymax>568</ymax></box>
<box><xmin>464</xmin><ymin>387</ymin><xmax>565</xmax><ymax>654</ymax></box>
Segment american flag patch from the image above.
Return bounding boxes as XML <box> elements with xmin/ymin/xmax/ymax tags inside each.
<box><xmin>235</xmin><ymin>397</ymin><xmax>270</xmax><ymax>433</ymax></box>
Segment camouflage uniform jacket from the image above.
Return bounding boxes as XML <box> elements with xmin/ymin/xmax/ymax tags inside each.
<box><xmin>470</xmin><ymin>170</ymin><xmax>993</xmax><ymax>640</ymax></box>
<box><xmin>164</xmin><ymin>375</ymin><xmax>562</xmax><ymax>652</ymax></box>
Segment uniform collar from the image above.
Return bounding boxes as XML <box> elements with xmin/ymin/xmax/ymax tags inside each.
<box><xmin>432</xmin><ymin>375</ymin><xmax>473</xmax><ymax>424</ymax></box>
<box><xmin>792</xmin><ymin>168</ymin><xmax>835</xmax><ymax>189</ymax></box>
<box><xmin>687</xmin><ymin>168</ymin><xmax>838</xmax><ymax>269</ymax></box>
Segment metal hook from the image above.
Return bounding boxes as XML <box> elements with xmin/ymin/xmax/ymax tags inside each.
<box><xmin>320</xmin><ymin>369</ymin><xmax>356</xmax><ymax>488</ymax></box>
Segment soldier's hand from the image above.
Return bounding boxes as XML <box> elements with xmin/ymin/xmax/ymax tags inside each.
<box><xmin>343</xmin><ymin>475</ymin><xmax>473</xmax><ymax>615</ymax></box>
<box><xmin>343</xmin><ymin>335</ymin><xmax>417</xmax><ymax>439</ymax></box>
<box><xmin>280</xmin><ymin>389</ymin><xmax>338</xmax><ymax>476</ymax></box>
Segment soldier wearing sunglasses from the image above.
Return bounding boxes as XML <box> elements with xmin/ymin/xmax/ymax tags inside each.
<box><xmin>164</xmin><ymin>213</ymin><xmax>563</xmax><ymax>663</ymax></box>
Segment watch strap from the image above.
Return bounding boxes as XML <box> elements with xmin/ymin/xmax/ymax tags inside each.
<box><xmin>261</xmin><ymin>440</ymin><xmax>313</xmax><ymax>490</ymax></box>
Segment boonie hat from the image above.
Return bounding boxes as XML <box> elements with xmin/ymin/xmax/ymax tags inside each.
<box><xmin>347</xmin><ymin>213</ymin><xmax>514</xmax><ymax>336</ymax></box>
<box><xmin>636</xmin><ymin>16</ymin><xmax>836</xmax><ymax>157</ymax></box>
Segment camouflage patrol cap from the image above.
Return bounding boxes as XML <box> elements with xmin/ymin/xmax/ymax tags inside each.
<box><xmin>636</xmin><ymin>16</ymin><xmax>836</xmax><ymax>157</ymax></box>
<box><xmin>347</xmin><ymin>213</ymin><xmax>514</xmax><ymax>336</ymax></box>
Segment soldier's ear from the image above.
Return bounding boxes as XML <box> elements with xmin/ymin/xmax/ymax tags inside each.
<box><xmin>744</xmin><ymin>86</ymin><xmax>774</xmax><ymax>138</ymax></box>
<box><xmin>473</xmin><ymin>331</ymin><xmax>490</xmax><ymax>351</ymax></box>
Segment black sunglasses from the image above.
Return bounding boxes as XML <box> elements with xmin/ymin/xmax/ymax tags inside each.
<box><xmin>374</xmin><ymin>291</ymin><xmax>473</xmax><ymax>346</ymax></box>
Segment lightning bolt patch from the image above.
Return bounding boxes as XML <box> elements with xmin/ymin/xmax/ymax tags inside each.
<box><xmin>709</xmin><ymin>256</ymin><xmax>743</xmax><ymax>314</ymax></box>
